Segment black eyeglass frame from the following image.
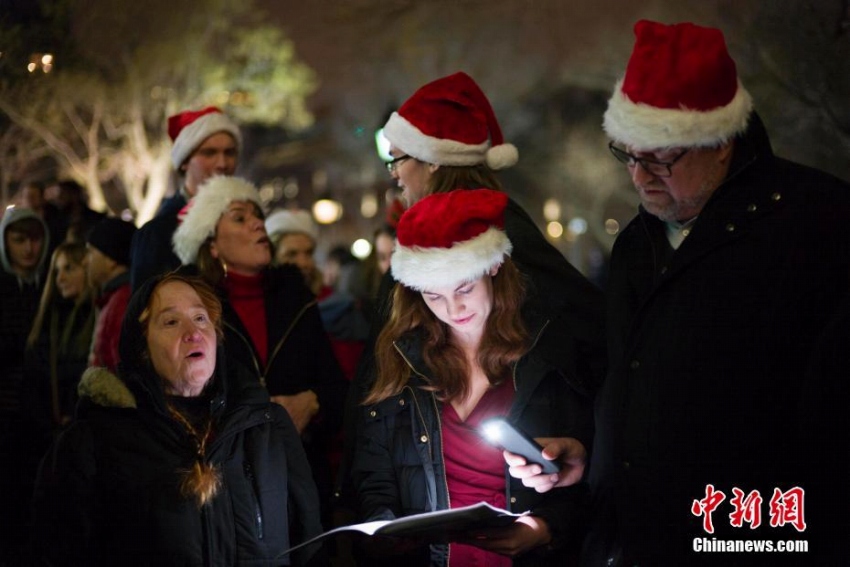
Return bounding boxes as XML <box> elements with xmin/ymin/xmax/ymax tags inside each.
<box><xmin>608</xmin><ymin>142</ymin><xmax>689</xmax><ymax>178</ymax></box>
<box><xmin>385</xmin><ymin>154</ymin><xmax>412</xmax><ymax>173</ymax></box>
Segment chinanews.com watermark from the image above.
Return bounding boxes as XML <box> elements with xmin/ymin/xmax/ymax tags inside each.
<box><xmin>690</xmin><ymin>484</ymin><xmax>809</xmax><ymax>556</ymax></box>
<box><xmin>693</xmin><ymin>537</ymin><xmax>808</xmax><ymax>554</ymax></box>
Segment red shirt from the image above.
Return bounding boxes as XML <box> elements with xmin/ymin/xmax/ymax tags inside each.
<box><xmin>441</xmin><ymin>378</ymin><xmax>514</xmax><ymax>567</ymax></box>
<box><xmin>89</xmin><ymin>281</ymin><xmax>131</xmax><ymax>373</ymax></box>
<box><xmin>223</xmin><ymin>271</ymin><xmax>268</xmax><ymax>366</ymax></box>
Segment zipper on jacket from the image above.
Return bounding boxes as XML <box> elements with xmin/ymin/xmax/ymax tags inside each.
<box><xmin>512</xmin><ymin>319</ymin><xmax>550</xmax><ymax>392</ymax></box>
<box><xmin>243</xmin><ymin>462</ymin><xmax>264</xmax><ymax>540</ymax></box>
<box><xmin>225</xmin><ymin>321</ymin><xmax>264</xmax><ymax>385</ymax></box>
<box><xmin>399</xmin><ymin>384</ymin><xmax>432</xmax><ymax>462</ymax></box>
<box><xmin>393</xmin><ymin>342</ymin><xmax>457</xmax><ymax>566</ymax></box>
<box><xmin>431</xmin><ymin>391</ymin><xmax>452</xmax><ymax>567</ymax></box>
<box><xmin>225</xmin><ymin>299</ymin><xmax>316</xmax><ymax>387</ymax></box>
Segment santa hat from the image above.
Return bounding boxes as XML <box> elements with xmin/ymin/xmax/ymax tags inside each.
<box><xmin>265</xmin><ymin>209</ymin><xmax>318</xmax><ymax>242</ymax></box>
<box><xmin>383</xmin><ymin>72</ymin><xmax>518</xmax><ymax>170</ymax></box>
<box><xmin>172</xmin><ymin>176</ymin><xmax>262</xmax><ymax>265</ymax></box>
<box><xmin>603</xmin><ymin>20</ymin><xmax>753</xmax><ymax>150</ymax></box>
<box><xmin>391</xmin><ymin>189</ymin><xmax>512</xmax><ymax>291</ymax></box>
<box><xmin>169</xmin><ymin>107</ymin><xmax>243</xmax><ymax>169</ymax></box>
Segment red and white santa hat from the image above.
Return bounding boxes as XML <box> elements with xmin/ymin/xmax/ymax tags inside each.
<box><xmin>603</xmin><ymin>20</ymin><xmax>753</xmax><ymax>150</ymax></box>
<box><xmin>383</xmin><ymin>72</ymin><xmax>518</xmax><ymax>170</ymax></box>
<box><xmin>169</xmin><ymin>106</ymin><xmax>243</xmax><ymax>169</ymax></box>
<box><xmin>172</xmin><ymin>175</ymin><xmax>262</xmax><ymax>265</ymax></box>
<box><xmin>391</xmin><ymin>189</ymin><xmax>512</xmax><ymax>291</ymax></box>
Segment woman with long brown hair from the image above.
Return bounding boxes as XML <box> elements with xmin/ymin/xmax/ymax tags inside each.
<box><xmin>25</xmin><ymin>241</ymin><xmax>96</xmax><ymax>435</ymax></box>
<box><xmin>352</xmin><ymin>189</ymin><xmax>593</xmax><ymax>567</ymax></box>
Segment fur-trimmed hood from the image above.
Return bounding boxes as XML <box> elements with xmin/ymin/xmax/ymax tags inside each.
<box><xmin>77</xmin><ymin>366</ymin><xmax>137</xmax><ymax>409</ymax></box>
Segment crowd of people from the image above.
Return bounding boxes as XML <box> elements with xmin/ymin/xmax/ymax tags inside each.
<box><xmin>0</xmin><ymin>17</ymin><xmax>847</xmax><ymax>567</ymax></box>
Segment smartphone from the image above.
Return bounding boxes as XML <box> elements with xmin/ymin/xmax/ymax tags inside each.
<box><xmin>479</xmin><ymin>417</ymin><xmax>560</xmax><ymax>474</ymax></box>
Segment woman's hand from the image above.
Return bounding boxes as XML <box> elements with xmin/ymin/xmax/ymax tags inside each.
<box><xmin>504</xmin><ymin>437</ymin><xmax>587</xmax><ymax>493</ymax></box>
<box><xmin>271</xmin><ymin>390</ymin><xmax>319</xmax><ymax>434</ymax></box>
<box><xmin>459</xmin><ymin>515</ymin><xmax>551</xmax><ymax>556</ymax></box>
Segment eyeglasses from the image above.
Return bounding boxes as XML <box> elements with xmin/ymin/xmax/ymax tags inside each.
<box><xmin>608</xmin><ymin>143</ymin><xmax>689</xmax><ymax>178</ymax></box>
<box><xmin>385</xmin><ymin>154</ymin><xmax>412</xmax><ymax>173</ymax></box>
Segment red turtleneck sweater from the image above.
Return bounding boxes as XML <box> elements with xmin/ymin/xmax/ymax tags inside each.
<box><xmin>222</xmin><ymin>271</ymin><xmax>268</xmax><ymax>366</ymax></box>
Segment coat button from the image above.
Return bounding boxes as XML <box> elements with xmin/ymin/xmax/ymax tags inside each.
<box><xmin>660</xmin><ymin>266</ymin><xmax>667</xmax><ymax>275</ymax></box>
<box><xmin>771</xmin><ymin>192</ymin><xmax>782</xmax><ymax>201</ymax></box>
<box><xmin>747</xmin><ymin>203</ymin><xmax>757</xmax><ymax>212</ymax></box>
<box><xmin>398</xmin><ymin>399</ymin><xmax>405</xmax><ymax>406</ymax></box>
<box><xmin>264</xmin><ymin>411</ymin><xmax>271</xmax><ymax>420</ymax></box>
<box><xmin>725</xmin><ymin>223</ymin><xmax>736</xmax><ymax>232</ymax></box>
<box><xmin>369</xmin><ymin>410</ymin><xmax>377</xmax><ymax>418</ymax></box>
<box><xmin>630</xmin><ymin>360</ymin><xmax>640</xmax><ymax>370</ymax></box>
<box><xmin>420</xmin><ymin>435</ymin><xmax>428</xmax><ymax>443</ymax></box>
<box><xmin>623</xmin><ymin>461</ymin><xmax>631</xmax><ymax>470</ymax></box>
<box><xmin>510</xmin><ymin>496</ymin><xmax>517</xmax><ymax>504</ymax></box>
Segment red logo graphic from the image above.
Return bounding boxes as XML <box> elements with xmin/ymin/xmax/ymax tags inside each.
<box><xmin>768</xmin><ymin>487</ymin><xmax>807</xmax><ymax>532</ymax></box>
<box><xmin>691</xmin><ymin>484</ymin><xmax>726</xmax><ymax>534</ymax></box>
<box><xmin>729</xmin><ymin>488</ymin><xmax>763</xmax><ymax>529</ymax></box>
<box><xmin>692</xmin><ymin>485</ymin><xmax>806</xmax><ymax>533</ymax></box>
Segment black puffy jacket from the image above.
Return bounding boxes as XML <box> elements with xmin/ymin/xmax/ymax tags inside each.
<box><xmin>351</xmin><ymin>311</ymin><xmax>595</xmax><ymax>567</ymax></box>
<box><xmin>31</xmin><ymin>274</ymin><xmax>326</xmax><ymax>566</ymax></box>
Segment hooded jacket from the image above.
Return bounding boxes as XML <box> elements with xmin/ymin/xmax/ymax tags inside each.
<box><xmin>0</xmin><ymin>206</ymin><xmax>49</xmax><ymax>283</ymax></box>
<box><xmin>213</xmin><ymin>264</ymin><xmax>349</xmax><ymax>535</ymax></box>
<box><xmin>351</xmin><ymin>310</ymin><xmax>594</xmax><ymax>567</ymax></box>
<box><xmin>32</xmin><ymin>274</ymin><xmax>326</xmax><ymax>566</ymax></box>
<box><xmin>0</xmin><ymin>207</ymin><xmax>49</xmax><ymax>414</ymax></box>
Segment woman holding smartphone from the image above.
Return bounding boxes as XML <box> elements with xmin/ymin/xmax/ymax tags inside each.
<box><xmin>351</xmin><ymin>189</ymin><xmax>593</xmax><ymax>567</ymax></box>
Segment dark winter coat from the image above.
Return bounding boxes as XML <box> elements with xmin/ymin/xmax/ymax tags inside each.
<box><xmin>0</xmin><ymin>209</ymin><xmax>49</xmax><ymax>565</ymax></box>
<box><xmin>215</xmin><ymin>265</ymin><xmax>348</xmax><ymax>524</ymax></box>
<box><xmin>129</xmin><ymin>192</ymin><xmax>186</xmax><ymax>292</ymax></box>
<box><xmin>587</xmin><ymin>113</ymin><xmax>850</xmax><ymax>566</ymax></box>
<box><xmin>339</xmin><ymin>196</ymin><xmax>607</xmax><ymax>505</ymax></box>
<box><xmin>23</xmin><ymin>295</ymin><xmax>96</xmax><ymax>437</ymax></box>
<box><xmin>218</xmin><ymin>265</ymin><xmax>347</xmax><ymax>417</ymax></box>
<box><xmin>0</xmin><ymin>207</ymin><xmax>49</xmax><ymax>416</ymax></box>
<box><xmin>352</xmin><ymin>311</ymin><xmax>594</xmax><ymax>567</ymax></box>
<box><xmin>31</xmin><ymin>274</ymin><xmax>326</xmax><ymax>566</ymax></box>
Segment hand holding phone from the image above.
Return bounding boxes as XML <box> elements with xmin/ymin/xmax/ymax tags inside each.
<box><xmin>480</xmin><ymin>418</ymin><xmax>560</xmax><ymax>474</ymax></box>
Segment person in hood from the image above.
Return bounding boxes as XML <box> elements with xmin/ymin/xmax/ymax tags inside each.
<box><xmin>31</xmin><ymin>273</ymin><xmax>326</xmax><ymax>566</ymax></box>
<box><xmin>0</xmin><ymin>206</ymin><xmax>49</xmax><ymax>565</ymax></box>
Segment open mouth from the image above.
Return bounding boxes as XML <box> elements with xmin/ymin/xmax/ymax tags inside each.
<box><xmin>187</xmin><ymin>351</ymin><xmax>204</xmax><ymax>359</ymax></box>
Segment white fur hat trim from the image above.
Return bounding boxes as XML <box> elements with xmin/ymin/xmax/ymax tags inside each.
<box><xmin>171</xmin><ymin>112</ymin><xmax>242</xmax><ymax>169</ymax></box>
<box><xmin>172</xmin><ymin>175</ymin><xmax>261</xmax><ymax>265</ymax></box>
<box><xmin>384</xmin><ymin>111</ymin><xmax>492</xmax><ymax>167</ymax></box>
<box><xmin>265</xmin><ymin>209</ymin><xmax>318</xmax><ymax>241</ymax></box>
<box><xmin>391</xmin><ymin>226</ymin><xmax>512</xmax><ymax>291</ymax></box>
<box><xmin>603</xmin><ymin>78</ymin><xmax>753</xmax><ymax>150</ymax></box>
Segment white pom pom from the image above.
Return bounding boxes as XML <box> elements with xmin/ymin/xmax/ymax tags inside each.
<box><xmin>485</xmin><ymin>143</ymin><xmax>519</xmax><ymax>170</ymax></box>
